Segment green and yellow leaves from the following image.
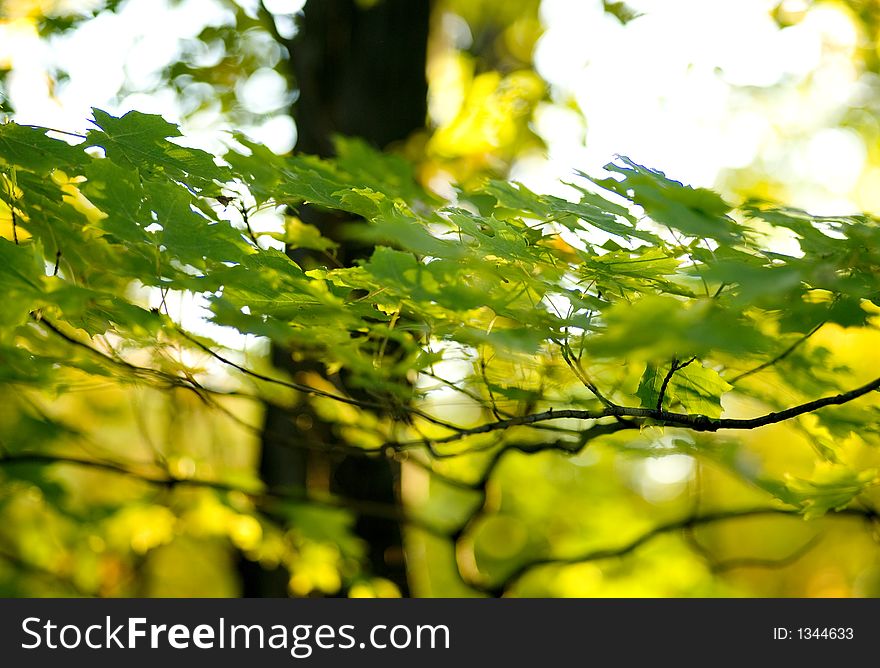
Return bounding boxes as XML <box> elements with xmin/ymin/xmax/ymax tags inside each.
<box><xmin>585</xmin><ymin>294</ymin><xmax>769</xmax><ymax>359</ymax></box>
<box><xmin>577</xmin><ymin>245</ymin><xmax>686</xmax><ymax>298</ymax></box>
<box><xmin>331</xmin><ymin>135</ymin><xmax>434</xmax><ymax>207</ymax></box>
<box><xmin>475</xmin><ymin>176</ymin><xmax>653</xmax><ymax>245</ymax></box>
<box><xmin>284</xmin><ymin>218</ymin><xmax>339</xmax><ymax>254</ymax></box>
<box><xmin>762</xmin><ymin>464</ymin><xmax>879</xmax><ymax>519</ymax></box>
<box><xmin>0</xmin><ymin>111</ymin><xmax>874</xmax><ymax>395</ymax></box>
<box><xmin>1</xmin><ymin>113</ymin><xmax>879</xmax><ymax>505</ymax></box>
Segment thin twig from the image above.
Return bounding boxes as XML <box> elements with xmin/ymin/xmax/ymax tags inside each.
<box><xmin>11</xmin><ymin>204</ymin><xmax>18</xmax><ymax>245</ymax></box>
<box><xmin>33</xmin><ymin>317</ymin><xmax>880</xmax><ymax>449</ymax></box>
<box><xmin>480</xmin><ymin>354</ymin><xmax>503</xmax><ymax>420</ymax></box>
<box><xmin>420</xmin><ymin>369</ymin><xmax>514</xmax><ymax>418</ymax></box>
<box><xmin>26</xmin><ymin>125</ymin><xmax>87</xmax><ymax>140</ymax></box>
<box><xmin>682</xmin><ymin>520</ymin><xmax>822</xmax><ymax>573</ymax></box>
<box><xmin>656</xmin><ymin>356</ymin><xmax>697</xmax><ymax>412</ymax></box>
<box><xmin>175</xmin><ymin>326</ymin><xmax>463</xmax><ymax>431</ymax></box>
<box><xmin>238</xmin><ymin>202</ymin><xmax>260</xmax><ymax>246</ymax></box>
<box><xmin>729</xmin><ymin>322</ymin><xmax>825</xmax><ymax>384</ymax></box>
<box><xmin>556</xmin><ymin>339</ymin><xmax>614</xmax><ymax>408</ymax></box>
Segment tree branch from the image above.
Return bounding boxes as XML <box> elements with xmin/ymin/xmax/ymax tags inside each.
<box><xmin>477</xmin><ymin>506</ymin><xmax>878</xmax><ymax>596</ymax></box>
<box><xmin>447</xmin><ymin>421</ymin><xmax>637</xmax><ymax>549</ymax></box>
<box><xmin>682</xmin><ymin>523</ymin><xmax>822</xmax><ymax>573</ymax></box>
<box><xmin>33</xmin><ymin>316</ymin><xmax>880</xmax><ymax>454</ymax></box>
<box><xmin>711</xmin><ymin>535</ymin><xmax>822</xmax><ymax>572</ymax></box>
<box><xmin>413</xmin><ymin>373</ymin><xmax>880</xmax><ymax>447</ymax></box>
<box><xmin>0</xmin><ymin>452</ymin><xmax>450</xmax><ymax>539</ymax></box>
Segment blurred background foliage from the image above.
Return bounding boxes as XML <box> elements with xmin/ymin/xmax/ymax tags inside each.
<box><xmin>1</xmin><ymin>0</ymin><xmax>880</xmax><ymax>598</ymax></box>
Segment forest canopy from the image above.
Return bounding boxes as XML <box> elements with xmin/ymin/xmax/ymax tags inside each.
<box><xmin>2</xmin><ymin>0</ymin><xmax>880</xmax><ymax>599</ymax></box>
<box><xmin>1</xmin><ymin>107</ymin><xmax>879</xmax><ymax>596</ymax></box>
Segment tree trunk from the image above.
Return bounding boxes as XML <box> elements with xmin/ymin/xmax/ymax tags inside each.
<box><xmin>240</xmin><ymin>0</ymin><xmax>430</xmax><ymax>597</ymax></box>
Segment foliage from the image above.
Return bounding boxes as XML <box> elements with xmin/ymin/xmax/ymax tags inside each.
<box><xmin>1</xmin><ymin>109</ymin><xmax>880</xmax><ymax>596</ymax></box>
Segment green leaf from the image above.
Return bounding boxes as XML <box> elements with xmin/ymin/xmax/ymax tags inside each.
<box><xmin>344</xmin><ymin>192</ymin><xmax>462</xmax><ymax>258</ymax></box>
<box><xmin>81</xmin><ymin>158</ymin><xmax>150</xmax><ymax>243</ymax></box>
<box><xmin>285</xmin><ymin>217</ymin><xmax>338</xmax><ymax>253</ymax></box>
<box><xmin>587</xmin><ymin>295</ymin><xmax>770</xmax><ymax>359</ymax></box>
<box><xmin>0</xmin><ymin>124</ymin><xmax>87</xmax><ymax>173</ymax></box>
<box><xmin>767</xmin><ymin>465</ymin><xmax>879</xmax><ymax>519</ymax></box>
<box><xmin>332</xmin><ymin>135</ymin><xmax>434</xmax><ymax>206</ymax></box>
<box><xmin>86</xmin><ymin>108</ymin><xmax>227</xmax><ymax>190</ymax></box>
<box><xmin>603</xmin><ymin>1</ymin><xmax>643</xmax><ymax>24</ymax></box>
<box><xmin>596</xmin><ymin>157</ymin><xmax>739</xmax><ymax>242</ymax></box>
<box><xmin>145</xmin><ymin>181</ymin><xmax>248</xmax><ymax>266</ymax></box>
<box><xmin>636</xmin><ymin>363</ymin><xmax>664</xmax><ymax>410</ymax></box>
<box><xmin>637</xmin><ymin>359</ymin><xmax>732</xmax><ymax>418</ymax></box>
<box><xmin>668</xmin><ymin>362</ymin><xmax>732</xmax><ymax>418</ymax></box>
<box><xmin>0</xmin><ymin>239</ymin><xmax>46</xmax><ymax>327</ymax></box>
<box><xmin>482</xmin><ymin>180</ymin><xmax>552</xmax><ymax>219</ymax></box>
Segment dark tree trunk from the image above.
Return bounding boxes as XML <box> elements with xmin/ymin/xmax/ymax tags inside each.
<box><xmin>292</xmin><ymin>0</ymin><xmax>431</xmax><ymax>156</ymax></box>
<box><xmin>239</xmin><ymin>0</ymin><xmax>430</xmax><ymax>597</ymax></box>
